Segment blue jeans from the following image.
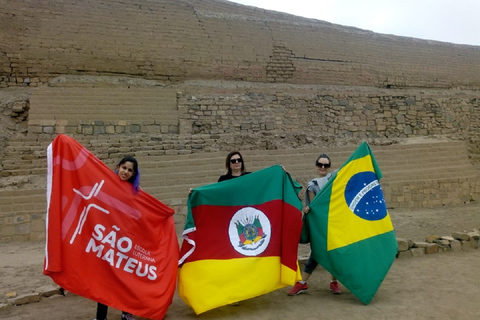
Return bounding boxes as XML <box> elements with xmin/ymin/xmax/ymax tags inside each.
<box><xmin>304</xmin><ymin>254</ymin><xmax>318</xmax><ymax>274</ymax></box>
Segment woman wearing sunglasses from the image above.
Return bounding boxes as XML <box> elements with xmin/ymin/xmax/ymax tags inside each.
<box><xmin>288</xmin><ymin>153</ymin><xmax>342</xmax><ymax>296</ymax></box>
<box><xmin>218</xmin><ymin>151</ymin><xmax>251</xmax><ymax>182</ymax></box>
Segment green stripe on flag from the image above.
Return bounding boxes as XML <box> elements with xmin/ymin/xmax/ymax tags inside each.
<box><xmin>184</xmin><ymin>165</ymin><xmax>302</xmax><ymax>236</ymax></box>
<box><xmin>316</xmin><ymin>230</ymin><xmax>398</xmax><ymax>304</ymax></box>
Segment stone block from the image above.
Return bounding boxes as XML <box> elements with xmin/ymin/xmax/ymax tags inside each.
<box><xmin>0</xmin><ymin>303</ymin><xmax>10</xmax><ymax>311</ymax></box>
<box><xmin>437</xmin><ymin>245</ymin><xmax>450</xmax><ymax>253</ymax></box>
<box><xmin>413</xmin><ymin>241</ymin><xmax>429</xmax><ymax>248</ymax></box>
<box><xmin>82</xmin><ymin>126</ymin><xmax>93</xmax><ymax>134</ymax></box>
<box><xmin>425</xmin><ymin>235</ymin><xmax>440</xmax><ymax>242</ymax></box>
<box><xmin>468</xmin><ymin>231</ymin><xmax>480</xmax><ymax>240</ymax></box>
<box><xmin>449</xmin><ymin>240</ymin><xmax>462</xmax><ymax>251</ymax></box>
<box><xmin>469</xmin><ymin>238</ymin><xmax>479</xmax><ymax>249</ymax></box>
<box><xmin>452</xmin><ymin>232</ymin><xmax>470</xmax><ymax>241</ymax></box>
<box><xmin>29</xmin><ymin>126</ymin><xmax>43</xmax><ymax>134</ymax></box>
<box><xmin>8</xmin><ymin>293</ymin><xmax>41</xmax><ymax>306</ymax></box>
<box><xmin>38</xmin><ymin>285</ymin><xmax>61</xmax><ymax>298</ymax></box>
<box><xmin>15</xmin><ymin>223</ymin><xmax>30</xmax><ymax>235</ymax></box>
<box><xmin>396</xmin><ymin>238</ymin><xmax>409</xmax><ymax>251</ymax></box>
<box><xmin>408</xmin><ymin>239</ymin><xmax>415</xmax><ymax>248</ymax></box>
<box><xmin>410</xmin><ymin>248</ymin><xmax>425</xmax><ymax>257</ymax></box>
<box><xmin>461</xmin><ymin>240</ymin><xmax>471</xmax><ymax>251</ymax></box>
<box><xmin>425</xmin><ymin>243</ymin><xmax>439</xmax><ymax>254</ymax></box>
<box><xmin>397</xmin><ymin>250</ymin><xmax>412</xmax><ymax>258</ymax></box>
<box><xmin>434</xmin><ymin>239</ymin><xmax>450</xmax><ymax>246</ymax></box>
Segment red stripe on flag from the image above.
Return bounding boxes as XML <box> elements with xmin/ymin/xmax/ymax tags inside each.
<box><xmin>180</xmin><ymin>199</ymin><xmax>301</xmax><ymax>271</ymax></box>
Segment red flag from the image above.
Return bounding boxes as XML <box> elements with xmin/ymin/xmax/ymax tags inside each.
<box><xmin>44</xmin><ymin>134</ymin><xmax>178</xmax><ymax>320</ymax></box>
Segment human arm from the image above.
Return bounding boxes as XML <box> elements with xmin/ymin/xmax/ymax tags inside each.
<box><xmin>303</xmin><ymin>190</ymin><xmax>315</xmax><ymax>214</ymax></box>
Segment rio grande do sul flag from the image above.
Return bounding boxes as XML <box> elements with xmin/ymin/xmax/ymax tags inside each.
<box><xmin>178</xmin><ymin>165</ymin><xmax>303</xmax><ymax>314</ymax></box>
<box><xmin>44</xmin><ymin>134</ymin><xmax>179</xmax><ymax>320</ymax></box>
<box><xmin>306</xmin><ymin>141</ymin><xmax>398</xmax><ymax>305</ymax></box>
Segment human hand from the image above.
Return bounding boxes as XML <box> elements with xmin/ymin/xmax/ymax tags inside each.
<box><xmin>303</xmin><ymin>206</ymin><xmax>310</xmax><ymax>214</ymax></box>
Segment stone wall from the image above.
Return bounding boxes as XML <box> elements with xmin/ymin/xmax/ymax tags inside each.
<box><xmin>1</xmin><ymin>0</ymin><xmax>480</xmax><ymax>89</ymax></box>
<box><xmin>7</xmin><ymin>80</ymin><xmax>479</xmax><ymax>140</ymax></box>
<box><xmin>1</xmin><ymin>0</ymin><xmax>480</xmax><ymax>242</ymax></box>
<box><xmin>1</xmin><ymin>80</ymin><xmax>480</xmax><ymax>242</ymax></box>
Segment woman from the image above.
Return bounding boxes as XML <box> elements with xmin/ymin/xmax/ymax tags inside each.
<box><xmin>94</xmin><ymin>156</ymin><xmax>139</xmax><ymax>320</ymax></box>
<box><xmin>218</xmin><ymin>151</ymin><xmax>251</xmax><ymax>182</ymax></box>
<box><xmin>288</xmin><ymin>153</ymin><xmax>342</xmax><ymax>296</ymax></box>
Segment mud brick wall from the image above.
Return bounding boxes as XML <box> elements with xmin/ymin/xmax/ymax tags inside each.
<box><xmin>12</xmin><ymin>81</ymin><xmax>479</xmax><ymax>141</ymax></box>
<box><xmin>1</xmin><ymin>0</ymin><xmax>480</xmax><ymax>89</ymax></box>
<box><xmin>1</xmin><ymin>131</ymin><xmax>479</xmax><ymax>242</ymax></box>
<box><xmin>1</xmin><ymin>0</ymin><xmax>480</xmax><ymax>242</ymax></box>
<box><xmin>27</xmin><ymin>86</ymin><xmax>179</xmax><ymax>135</ymax></box>
<box><xmin>177</xmin><ymin>83</ymin><xmax>478</xmax><ymax>139</ymax></box>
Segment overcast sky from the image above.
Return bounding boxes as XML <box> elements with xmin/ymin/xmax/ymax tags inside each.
<box><xmin>227</xmin><ymin>0</ymin><xmax>480</xmax><ymax>46</ymax></box>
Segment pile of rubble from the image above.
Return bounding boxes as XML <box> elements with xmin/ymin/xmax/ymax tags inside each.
<box><xmin>397</xmin><ymin>229</ymin><xmax>480</xmax><ymax>258</ymax></box>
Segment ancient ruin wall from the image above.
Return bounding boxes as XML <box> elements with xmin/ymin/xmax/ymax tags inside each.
<box><xmin>1</xmin><ymin>0</ymin><xmax>480</xmax><ymax>89</ymax></box>
<box><xmin>1</xmin><ymin>0</ymin><xmax>480</xmax><ymax>242</ymax></box>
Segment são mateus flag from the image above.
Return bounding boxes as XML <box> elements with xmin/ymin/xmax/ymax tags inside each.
<box><xmin>44</xmin><ymin>134</ymin><xmax>179</xmax><ymax>320</ymax></box>
<box><xmin>305</xmin><ymin>141</ymin><xmax>398</xmax><ymax>304</ymax></box>
<box><xmin>178</xmin><ymin>165</ymin><xmax>303</xmax><ymax>314</ymax></box>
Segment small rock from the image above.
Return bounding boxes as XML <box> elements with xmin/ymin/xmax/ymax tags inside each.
<box><xmin>449</xmin><ymin>240</ymin><xmax>462</xmax><ymax>252</ymax></box>
<box><xmin>37</xmin><ymin>285</ymin><xmax>61</xmax><ymax>298</ymax></box>
<box><xmin>413</xmin><ymin>241</ymin><xmax>429</xmax><ymax>248</ymax></box>
<box><xmin>440</xmin><ymin>236</ymin><xmax>455</xmax><ymax>241</ymax></box>
<box><xmin>8</xmin><ymin>293</ymin><xmax>41</xmax><ymax>306</ymax></box>
<box><xmin>396</xmin><ymin>238</ymin><xmax>409</xmax><ymax>251</ymax></box>
<box><xmin>425</xmin><ymin>235</ymin><xmax>440</xmax><ymax>243</ymax></box>
<box><xmin>0</xmin><ymin>303</ymin><xmax>10</xmax><ymax>311</ymax></box>
<box><xmin>452</xmin><ymin>232</ymin><xmax>470</xmax><ymax>241</ymax></box>
<box><xmin>410</xmin><ymin>248</ymin><xmax>425</xmax><ymax>257</ymax></box>
<box><xmin>425</xmin><ymin>243</ymin><xmax>439</xmax><ymax>254</ymax></box>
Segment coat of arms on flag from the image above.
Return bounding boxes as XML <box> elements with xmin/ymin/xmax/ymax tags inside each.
<box><xmin>178</xmin><ymin>165</ymin><xmax>303</xmax><ymax>314</ymax></box>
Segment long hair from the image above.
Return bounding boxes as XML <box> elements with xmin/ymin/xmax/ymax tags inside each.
<box><xmin>225</xmin><ymin>151</ymin><xmax>246</xmax><ymax>175</ymax></box>
<box><xmin>115</xmin><ymin>156</ymin><xmax>140</xmax><ymax>192</ymax></box>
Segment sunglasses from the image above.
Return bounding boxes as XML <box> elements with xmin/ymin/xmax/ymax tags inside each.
<box><xmin>316</xmin><ymin>163</ymin><xmax>331</xmax><ymax>168</ymax></box>
<box><xmin>230</xmin><ymin>158</ymin><xmax>243</xmax><ymax>164</ymax></box>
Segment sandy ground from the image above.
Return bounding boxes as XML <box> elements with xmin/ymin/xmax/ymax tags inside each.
<box><xmin>1</xmin><ymin>202</ymin><xmax>480</xmax><ymax>320</ymax></box>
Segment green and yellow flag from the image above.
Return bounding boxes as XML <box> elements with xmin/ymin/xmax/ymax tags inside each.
<box><xmin>306</xmin><ymin>141</ymin><xmax>398</xmax><ymax>304</ymax></box>
<box><xmin>178</xmin><ymin>165</ymin><xmax>303</xmax><ymax>314</ymax></box>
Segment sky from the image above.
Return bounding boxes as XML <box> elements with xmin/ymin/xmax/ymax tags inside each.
<box><xmin>227</xmin><ymin>0</ymin><xmax>480</xmax><ymax>46</ymax></box>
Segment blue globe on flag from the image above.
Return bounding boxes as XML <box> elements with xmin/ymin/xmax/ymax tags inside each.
<box><xmin>344</xmin><ymin>171</ymin><xmax>387</xmax><ymax>221</ymax></box>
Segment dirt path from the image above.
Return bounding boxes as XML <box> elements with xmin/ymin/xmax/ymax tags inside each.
<box><xmin>1</xmin><ymin>203</ymin><xmax>479</xmax><ymax>319</ymax></box>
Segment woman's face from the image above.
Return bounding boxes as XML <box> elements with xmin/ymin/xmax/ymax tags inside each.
<box><xmin>315</xmin><ymin>158</ymin><xmax>331</xmax><ymax>177</ymax></box>
<box><xmin>117</xmin><ymin>161</ymin><xmax>135</xmax><ymax>181</ymax></box>
<box><xmin>229</xmin><ymin>154</ymin><xmax>243</xmax><ymax>171</ymax></box>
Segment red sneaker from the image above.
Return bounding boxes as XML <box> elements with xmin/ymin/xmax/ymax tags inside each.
<box><xmin>330</xmin><ymin>281</ymin><xmax>342</xmax><ymax>294</ymax></box>
<box><xmin>288</xmin><ymin>282</ymin><xmax>308</xmax><ymax>296</ymax></box>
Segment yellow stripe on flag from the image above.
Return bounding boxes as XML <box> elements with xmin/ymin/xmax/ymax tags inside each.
<box><xmin>178</xmin><ymin>256</ymin><xmax>300</xmax><ymax>314</ymax></box>
<box><xmin>327</xmin><ymin>155</ymin><xmax>394</xmax><ymax>251</ymax></box>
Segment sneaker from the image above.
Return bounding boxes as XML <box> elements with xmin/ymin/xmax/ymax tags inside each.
<box><xmin>287</xmin><ymin>282</ymin><xmax>308</xmax><ymax>296</ymax></box>
<box><xmin>121</xmin><ymin>313</ymin><xmax>135</xmax><ymax>320</ymax></box>
<box><xmin>330</xmin><ymin>281</ymin><xmax>342</xmax><ymax>294</ymax></box>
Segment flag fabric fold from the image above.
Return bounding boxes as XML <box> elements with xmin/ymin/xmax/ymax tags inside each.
<box><xmin>44</xmin><ymin>134</ymin><xmax>179</xmax><ymax>320</ymax></box>
<box><xmin>178</xmin><ymin>165</ymin><xmax>303</xmax><ymax>314</ymax></box>
<box><xmin>305</xmin><ymin>141</ymin><xmax>398</xmax><ymax>304</ymax></box>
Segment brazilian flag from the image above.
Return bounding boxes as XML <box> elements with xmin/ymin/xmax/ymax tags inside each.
<box><xmin>306</xmin><ymin>141</ymin><xmax>398</xmax><ymax>304</ymax></box>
